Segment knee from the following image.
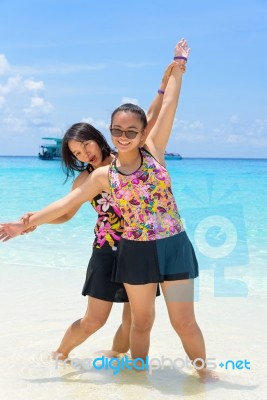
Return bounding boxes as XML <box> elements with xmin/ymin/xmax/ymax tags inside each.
<box><xmin>81</xmin><ymin>315</ymin><xmax>107</xmax><ymax>335</ymax></box>
<box><xmin>132</xmin><ymin>312</ymin><xmax>155</xmax><ymax>333</ymax></box>
<box><xmin>171</xmin><ymin>317</ymin><xmax>199</xmax><ymax>336</ymax></box>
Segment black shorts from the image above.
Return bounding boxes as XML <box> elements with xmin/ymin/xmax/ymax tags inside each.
<box><xmin>82</xmin><ymin>244</ymin><xmax>128</xmax><ymax>302</ymax></box>
<box><xmin>112</xmin><ymin>231</ymin><xmax>199</xmax><ymax>284</ymax></box>
<box><xmin>82</xmin><ymin>243</ymin><xmax>160</xmax><ymax>301</ymax></box>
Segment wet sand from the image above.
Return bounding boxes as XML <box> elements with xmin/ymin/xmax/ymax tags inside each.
<box><xmin>0</xmin><ymin>262</ymin><xmax>265</xmax><ymax>400</ymax></box>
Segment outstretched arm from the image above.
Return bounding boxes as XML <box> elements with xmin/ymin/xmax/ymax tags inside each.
<box><xmin>46</xmin><ymin>172</ymin><xmax>87</xmax><ymax>223</ymax></box>
<box><xmin>145</xmin><ymin>38</ymin><xmax>190</xmax><ymax>162</ymax></box>
<box><xmin>145</xmin><ymin>61</ymin><xmax>185</xmax><ymax>136</ymax></box>
<box><xmin>20</xmin><ymin>170</ymin><xmax>90</xmax><ymax>232</ymax></box>
<box><xmin>0</xmin><ymin>167</ymin><xmax>108</xmax><ymax>241</ymax></box>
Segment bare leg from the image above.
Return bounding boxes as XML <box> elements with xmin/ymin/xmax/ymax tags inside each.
<box><xmin>99</xmin><ymin>302</ymin><xmax>131</xmax><ymax>358</ymax></box>
<box><xmin>111</xmin><ymin>303</ymin><xmax>131</xmax><ymax>353</ymax></box>
<box><xmin>161</xmin><ymin>280</ymin><xmax>219</xmax><ymax>382</ymax></box>
<box><xmin>124</xmin><ymin>283</ymin><xmax>157</xmax><ymax>361</ymax></box>
<box><xmin>52</xmin><ymin>296</ymin><xmax>113</xmax><ymax>359</ymax></box>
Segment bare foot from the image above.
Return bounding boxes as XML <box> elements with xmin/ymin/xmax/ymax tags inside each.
<box><xmin>95</xmin><ymin>349</ymin><xmax>129</xmax><ymax>359</ymax></box>
<box><xmin>133</xmin><ymin>359</ymin><xmax>148</xmax><ymax>373</ymax></box>
<box><xmin>51</xmin><ymin>351</ymin><xmax>69</xmax><ymax>362</ymax></box>
<box><xmin>196</xmin><ymin>368</ymin><xmax>219</xmax><ymax>383</ymax></box>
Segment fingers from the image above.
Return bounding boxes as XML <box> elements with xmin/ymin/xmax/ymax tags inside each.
<box><xmin>163</xmin><ymin>61</ymin><xmax>185</xmax><ymax>80</ymax></box>
<box><xmin>178</xmin><ymin>64</ymin><xmax>186</xmax><ymax>73</ymax></box>
<box><xmin>0</xmin><ymin>223</ymin><xmax>21</xmax><ymax>241</ymax></box>
<box><xmin>21</xmin><ymin>226</ymin><xmax>37</xmax><ymax>235</ymax></box>
<box><xmin>21</xmin><ymin>216</ymin><xmax>30</xmax><ymax>224</ymax></box>
<box><xmin>3</xmin><ymin>235</ymin><xmax>12</xmax><ymax>242</ymax></box>
<box><xmin>172</xmin><ymin>63</ymin><xmax>187</xmax><ymax>73</ymax></box>
<box><xmin>176</xmin><ymin>38</ymin><xmax>188</xmax><ymax>49</ymax></box>
<box><xmin>19</xmin><ymin>212</ymin><xmax>34</xmax><ymax>225</ymax></box>
<box><xmin>0</xmin><ymin>225</ymin><xmax>7</xmax><ymax>235</ymax></box>
<box><xmin>161</xmin><ymin>60</ymin><xmax>186</xmax><ymax>90</ymax></box>
<box><xmin>0</xmin><ymin>231</ymin><xmax>12</xmax><ymax>242</ymax></box>
<box><xmin>0</xmin><ymin>227</ymin><xmax>9</xmax><ymax>240</ymax></box>
<box><xmin>174</xmin><ymin>38</ymin><xmax>190</xmax><ymax>59</ymax></box>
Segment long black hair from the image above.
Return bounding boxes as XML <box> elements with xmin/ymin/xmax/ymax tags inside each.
<box><xmin>61</xmin><ymin>122</ymin><xmax>112</xmax><ymax>181</ymax></box>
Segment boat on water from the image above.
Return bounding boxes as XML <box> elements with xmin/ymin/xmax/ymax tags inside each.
<box><xmin>38</xmin><ymin>137</ymin><xmax>63</xmax><ymax>160</ymax></box>
<box><xmin>164</xmin><ymin>151</ymin><xmax>182</xmax><ymax>160</ymax></box>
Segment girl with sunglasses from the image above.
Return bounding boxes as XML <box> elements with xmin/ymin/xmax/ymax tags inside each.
<box><xmin>0</xmin><ymin>39</ymin><xmax>217</xmax><ymax>381</ymax></box>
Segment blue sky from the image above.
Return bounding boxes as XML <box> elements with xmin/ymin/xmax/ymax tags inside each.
<box><xmin>0</xmin><ymin>0</ymin><xmax>266</xmax><ymax>158</ymax></box>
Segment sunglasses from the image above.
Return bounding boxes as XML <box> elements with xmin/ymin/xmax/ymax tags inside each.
<box><xmin>110</xmin><ymin>128</ymin><xmax>142</xmax><ymax>140</ymax></box>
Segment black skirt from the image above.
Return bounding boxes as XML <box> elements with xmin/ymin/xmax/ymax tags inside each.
<box><xmin>112</xmin><ymin>231</ymin><xmax>199</xmax><ymax>284</ymax></box>
<box><xmin>82</xmin><ymin>244</ymin><xmax>129</xmax><ymax>302</ymax></box>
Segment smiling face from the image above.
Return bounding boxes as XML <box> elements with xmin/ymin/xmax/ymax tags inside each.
<box><xmin>110</xmin><ymin>111</ymin><xmax>145</xmax><ymax>152</ymax></box>
<box><xmin>68</xmin><ymin>139</ymin><xmax>103</xmax><ymax>168</ymax></box>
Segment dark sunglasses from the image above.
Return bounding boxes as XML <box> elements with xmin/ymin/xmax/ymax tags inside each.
<box><xmin>110</xmin><ymin>128</ymin><xmax>141</xmax><ymax>140</ymax></box>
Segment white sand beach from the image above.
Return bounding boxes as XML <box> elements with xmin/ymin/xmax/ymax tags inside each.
<box><xmin>0</xmin><ymin>261</ymin><xmax>266</xmax><ymax>400</ymax></box>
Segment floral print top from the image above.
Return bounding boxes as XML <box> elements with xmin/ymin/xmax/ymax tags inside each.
<box><xmin>108</xmin><ymin>148</ymin><xmax>184</xmax><ymax>241</ymax></box>
<box><xmin>87</xmin><ymin>165</ymin><xmax>124</xmax><ymax>249</ymax></box>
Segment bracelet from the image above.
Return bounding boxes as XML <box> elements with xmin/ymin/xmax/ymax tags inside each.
<box><xmin>174</xmin><ymin>56</ymin><xmax>187</xmax><ymax>61</ymax></box>
<box><xmin>158</xmin><ymin>89</ymin><xmax>165</xmax><ymax>95</ymax></box>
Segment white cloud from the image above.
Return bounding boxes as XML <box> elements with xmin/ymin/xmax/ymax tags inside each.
<box><xmin>0</xmin><ymin>55</ymin><xmax>58</xmax><ymax>146</ymax></box>
<box><xmin>171</xmin><ymin>115</ymin><xmax>267</xmax><ymax>149</ymax></box>
<box><xmin>177</xmin><ymin>132</ymin><xmax>206</xmax><ymax>142</ymax></box>
<box><xmin>0</xmin><ymin>76</ymin><xmax>22</xmax><ymax>95</ymax></box>
<box><xmin>24</xmin><ymin>79</ymin><xmax>45</xmax><ymax>91</ymax></box>
<box><xmin>0</xmin><ymin>54</ymin><xmax>10</xmax><ymax>75</ymax></box>
<box><xmin>24</xmin><ymin>96</ymin><xmax>53</xmax><ymax>114</ymax></box>
<box><xmin>221</xmin><ymin>116</ymin><xmax>267</xmax><ymax>147</ymax></box>
<box><xmin>121</xmin><ymin>96</ymin><xmax>139</xmax><ymax>105</ymax></box>
<box><xmin>229</xmin><ymin>115</ymin><xmax>239</xmax><ymax>124</ymax></box>
<box><xmin>172</xmin><ymin>118</ymin><xmax>205</xmax><ymax>142</ymax></box>
<box><xmin>254</xmin><ymin>118</ymin><xmax>267</xmax><ymax>133</ymax></box>
<box><xmin>81</xmin><ymin>116</ymin><xmax>109</xmax><ymax>131</ymax></box>
<box><xmin>3</xmin><ymin>114</ymin><xmax>27</xmax><ymax>132</ymax></box>
<box><xmin>174</xmin><ymin>118</ymin><xmax>204</xmax><ymax>131</ymax></box>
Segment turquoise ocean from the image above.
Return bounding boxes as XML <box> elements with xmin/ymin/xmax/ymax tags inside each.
<box><xmin>0</xmin><ymin>156</ymin><xmax>266</xmax><ymax>287</ymax></box>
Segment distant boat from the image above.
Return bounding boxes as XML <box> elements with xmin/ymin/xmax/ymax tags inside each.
<box><xmin>164</xmin><ymin>151</ymin><xmax>182</xmax><ymax>160</ymax></box>
<box><xmin>38</xmin><ymin>137</ymin><xmax>62</xmax><ymax>160</ymax></box>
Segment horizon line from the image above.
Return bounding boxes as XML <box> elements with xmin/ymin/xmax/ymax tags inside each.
<box><xmin>1</xmin><ymin>155</ymin><xmax>266</xmax><ymax>161</ymax></box>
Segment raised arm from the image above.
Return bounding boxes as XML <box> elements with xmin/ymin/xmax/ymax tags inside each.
<box><xmin>146</xmin><ymin>61</ymin><xmax>178</xmax><ymax>135</ymax></box>
<box><xmin>144</xmin><ymin>38</ymin><xmax>190</xmax><ymax>162</ymax></box>
<box><xmin>0</xmin><ymin>167</ymin><xmax>109</xmax><ymax>241</ymax></box>
<box><xmin>145</xmin><ymin>61</ymin><xmax>185</xmax><ymax>136</ymax></box>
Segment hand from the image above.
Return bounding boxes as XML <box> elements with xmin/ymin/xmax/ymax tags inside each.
<box><xmin>0</xmin><ymin>222</ymin><xmax>26</xmax><ymax>242</ymax></box>
<box><xmin>174</xmin><ymin>38</ymin><xmax>190</xmax><ymax>64</ymax></box>
<box><xmin>160</xmin><ymin>61</ymin><xmax>186</xmax><ymax>91</ymax></box>
<box><xmin>19</xmin><ymin>212</ymin><xmax>37</xmax><ymax>234</ymax></box>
